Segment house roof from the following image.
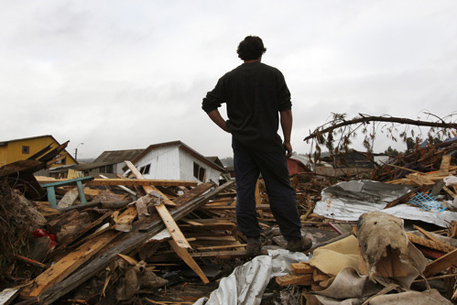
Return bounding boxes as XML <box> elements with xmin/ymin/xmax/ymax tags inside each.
<box><xmin>205</xmin><ymin>156</ymin><xmax>224</xmax><ymax>168</ymax></box>
<box><xmin>132</xmin><ymin>140</ymin><xmax>226</xmax><ymax>172</ymax></box>
<box><xmin>93</xmin><ymin>149</ymin><xmax>145</xmax><ymax>164</ymax></box>
<box><xmin>72</xmin><ymin>161</ymin><xmax>115</xmax><ymax>171</ymax></box>
<box><xmin>0</xmin><ymin>135</ymin><xmax>57</xmax><ymax>146</ymax></box>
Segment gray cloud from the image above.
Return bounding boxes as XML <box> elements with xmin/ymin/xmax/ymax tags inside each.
<box><xmin>1</xmin><ymin>0</ymin><xmax>456</xmax><ymax>159</ymax></box>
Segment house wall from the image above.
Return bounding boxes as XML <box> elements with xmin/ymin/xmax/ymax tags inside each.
<box><xmin>133</xmin><ymin>144</ymin><xmax>221</xmax><ymax>183</ymax></box>
<box><xmin>178</xmin><ymin>149</ymin><xmax>221</xmax><ymax>183</ymax></box>
<box><xmin>0</xmin><ymin>136</ymin><xmax>76</xmax><ymax>168</ymax></box>
<box><xmin>114</xmin><ymin>163</ymin><xmax>125</xmax><ymax>174</ymax></box>
<box><xmin>0</xmin><ymin>145</ymin><xmax>7</xmax><ymax>167</ymax></box>
<box><xmin>136</xmin><ymin>145</ymin><xmax>180</xmax><ymax>180</ymax></box>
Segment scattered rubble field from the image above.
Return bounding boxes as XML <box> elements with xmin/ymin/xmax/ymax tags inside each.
<box><xmin>1</xmin><ymin>139</ymin><xmax>457</xmax><ymax>305</ymax></box>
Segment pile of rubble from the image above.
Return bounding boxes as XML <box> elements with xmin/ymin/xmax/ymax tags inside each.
<box><xmin>0</xmin><ymin>141</ymin><xmax>457</xmax><ymax>305</ymax></box>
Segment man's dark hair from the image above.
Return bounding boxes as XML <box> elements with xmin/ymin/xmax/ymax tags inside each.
<box><xmin>237</xmin><ymin>36</ymin><xmax>267</xmax><ymax>61</ymax></box>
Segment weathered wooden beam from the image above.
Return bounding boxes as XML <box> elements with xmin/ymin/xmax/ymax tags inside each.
<box><xmin>275</xmin><ymin>273</ymin><xmax>314</xmax><ymax>286</ymax></box>
<box><xmin>20</xmin><ymin>230</ymin><xmax>119</xmax><ymax>299</ymax></box>
<box><xmin>424</xmin><ymin>247</ymin><xmax>457</xmax><ymax>277</ymax></box>
<box><xmin>37</xmin><ymin>178</ymin><xmax>197</xmax><ymax>187</ymax></box>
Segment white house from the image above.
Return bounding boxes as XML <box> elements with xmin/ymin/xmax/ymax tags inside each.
<box><xmin>129</xmin><ymin>141</ymin><xmax>225</xmax><ymax>183</ymax></box>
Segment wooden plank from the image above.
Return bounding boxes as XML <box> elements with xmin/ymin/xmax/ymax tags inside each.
<box><xmin>114</xmin><ymin>206</ymin><xmax>138</xmax><ymax>232</ymax></box>
<box><xmin>38</xmin><ymin>178</ymin><xmax>197</xmax><ymax>187</ymax></box>
<box><xmin>20</xmin><ymin>230</ymin><xmax>119</xmax><ymax>299</ymax></box>
<box><xmin>291</xmin><ymin>262</ymin><xmax>315</xmax><ymax>274</ymax></box>
<box><xmin>99</xmin><ymin>174</ymin><xmax>136</xmax><ymax>196</ymax></box>
<box><xmin>57</xmin><ymin>187</ymin><xmax>79</xmax><ymax>209</ymax></box>
<box><xmin>154</xmin><ymin>203</ymin><xmax>191</xmax><ymax>248</ymax></box>
<box><xmin>439</xmin><ymin>155</ymin><xmax>452</xmax><ymax>174</ymax></box>
<box><xmin>407</xmin><ymin>232</ymin><xmax>456</xmax><ymax>253</ymax></box>
<box><xmin>275</xmin><ymin>273</ymin><xmax>313</xmax><ymax>286</ymax></box>
<box><xmin>406</xmin><ymin>173</ymin><xmax>435</xmax><ymax>186</ymax></box>
<box><xmin>424</xmin><ymin>248</ymin><xmax>457</xmax><ymax>277</ymax></box>
<box><xmin>203</xmin><ymin>204</ymin><xmax>270</xmax><ymax>210</ymax></box>
<box><xmin>168</xmin><ymin>240</ymin><xmax>209</xmax><ymax>284</ymax></box>
<box><xmin>413</xmin><ymin>225</ymin><xmax>447</xmax><ymax>245</ymax></box>
<box><xmin>145</xmin><ymin>249</ymin><xmax>257</xmax><ymax>262</ymax></box>
<box><xmin>449</xmin><ymin>221</ymin><xmax>457</xmax><ymax>238</ymax></box>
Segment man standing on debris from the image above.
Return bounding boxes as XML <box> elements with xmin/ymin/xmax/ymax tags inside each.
<box><xmin>202</xmin><ymin>35</ymin><xmax>312</xmax><ymax>255</ymax></box>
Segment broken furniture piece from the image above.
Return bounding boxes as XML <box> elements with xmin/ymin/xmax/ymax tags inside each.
<box><xmin>41</xmin><ymin>176</ymin><xmax>94</xmax><ymax>209</ymax></box>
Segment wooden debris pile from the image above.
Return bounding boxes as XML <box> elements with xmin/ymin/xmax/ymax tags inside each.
<box><xmin>0</xmin><ymin>158</ymin><xmax>249</xmax><ymax>304</ymax></box>
<box><xmin>1</xmin><ymin>139</ymin><xmax>457</xmax><ymax>304</ymax></box>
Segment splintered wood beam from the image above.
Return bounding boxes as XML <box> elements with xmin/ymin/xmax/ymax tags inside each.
<box><xmin>291</xmin><ymin>262</ymin><xmax>315</xmax><ymax>274</ymax></box>
<box><xmin>406</xmin><ymin>233</ymin><xmax>456</xmax><ymax>253</ymax></box>
<box><xmin>114</xmin><ymin>206</ymin><xmax>138</xmax><ymax>232</ymax></box>
<box><xmin>37</xmin><ymin>178</ymin><xmax>197</xmax><ymax>187</ymax></box>
<box><xmin>124</xmin><ymin>161</ymin><xmax>176</xmax><ymax>207</ymax></box>
<box><xmin>275</xmin><ymin>273</ymin><xmax>314</xmax><ymax>286</ymax></box>
<box><xmin>168</xmin><ymin>240</ymin><xmax>209</xmax><ymax>284</ymax></box>
<box><xmin>124</xmin><ymin>161</ymin><xmax>190</xmax><ymax>251</ymax></box>
<box><xmin>20</xmin><ymin>230</ymin><xmax>119</xmax><ymax>299</ymax></box>
<box><xmin>424</xmin><ymin>248</ymin><xmax>457</xmax><ymax>277</ymax></box>
<box><xmin>89</xmin><ymin>178</ymin><xmax>197</xmax><ymax>187</ymax></box>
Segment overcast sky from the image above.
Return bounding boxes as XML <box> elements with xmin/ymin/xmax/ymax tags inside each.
<box><xmin>1</xmin><ymin>0</ymin><xmax>456</xmax><ymax>160</ymax></box>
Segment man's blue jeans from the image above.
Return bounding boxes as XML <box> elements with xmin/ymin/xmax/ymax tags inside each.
<box><xmin>233</xmin><ymin>142</ymin><xmax>302</xmax><ymax>241</ymax></box>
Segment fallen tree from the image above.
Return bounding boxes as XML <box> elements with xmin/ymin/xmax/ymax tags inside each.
<box><xmin>304</xmin><ymin>112</ymin><xmax>457</xmax><ymax>160</ymax></box>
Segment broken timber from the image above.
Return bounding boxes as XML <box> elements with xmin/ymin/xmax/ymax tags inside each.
<box><xmin>37</xmin><ymin>177</ymin><xmax>198</xmax><ymax>188</ymax></box>
<box><xmin>20</xmin><ymin>230</ymin><xmax>120</xmax><ymax>299</ymax></box>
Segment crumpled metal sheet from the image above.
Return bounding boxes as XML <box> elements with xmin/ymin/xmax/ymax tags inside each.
<box><xmin>314</xmin><ymin>180</ymin><xmax>457</xmax><ymax>227</ymax></box>
<box><xmin>193</xmin><ymin>249</ymin><xmax>310</xmax><ymax>305</ymax></box>
<box><xmin>383</xmin><ymin>204</ymin><xmax>457</xmax><ymax>228</ymax></box>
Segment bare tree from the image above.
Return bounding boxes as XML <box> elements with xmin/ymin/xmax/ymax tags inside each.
<box><xmin>304</xmin><ymin>111</ymin><xmax>457</xmax><ymax>161</ymax></box>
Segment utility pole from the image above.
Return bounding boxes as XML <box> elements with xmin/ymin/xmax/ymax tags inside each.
<box><xmin>75</xmin><ymin>143</ymin><xmax>84</xmax><ymax>162</ymax></box>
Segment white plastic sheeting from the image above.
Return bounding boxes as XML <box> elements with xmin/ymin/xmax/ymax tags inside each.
<box><xmin>314</xmin><ymin>180</ymin><xmax>457</xmax><ymax>227</ymax></box>
<box><xmin>194</xmin><ymin>249</ymin><xmax>310</xmax><ymax>305</ymax></box>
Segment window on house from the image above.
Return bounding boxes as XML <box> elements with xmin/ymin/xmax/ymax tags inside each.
<box><xmin>140</xmin><ymin>164</ymin><xmax>151</xmax><ymax>175</ymax></box>
<box><xmin>22</xmin><ymin>146</ymin><xmax>30</xmax><ymax>154</ymax></box>
<box><xmin>144</xmin><ymin>164</ymin><xmax>150</xmax><ymax>174</ymax></box>
<box><xmin>193</xmin><ymin>162</ymin><xmax>206</xmax><ymax>181</ymax></box>
<box><xmin>106</xmin><ymin>164</ymin><xmax>113</xmax><ymax>173</ymax></box>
